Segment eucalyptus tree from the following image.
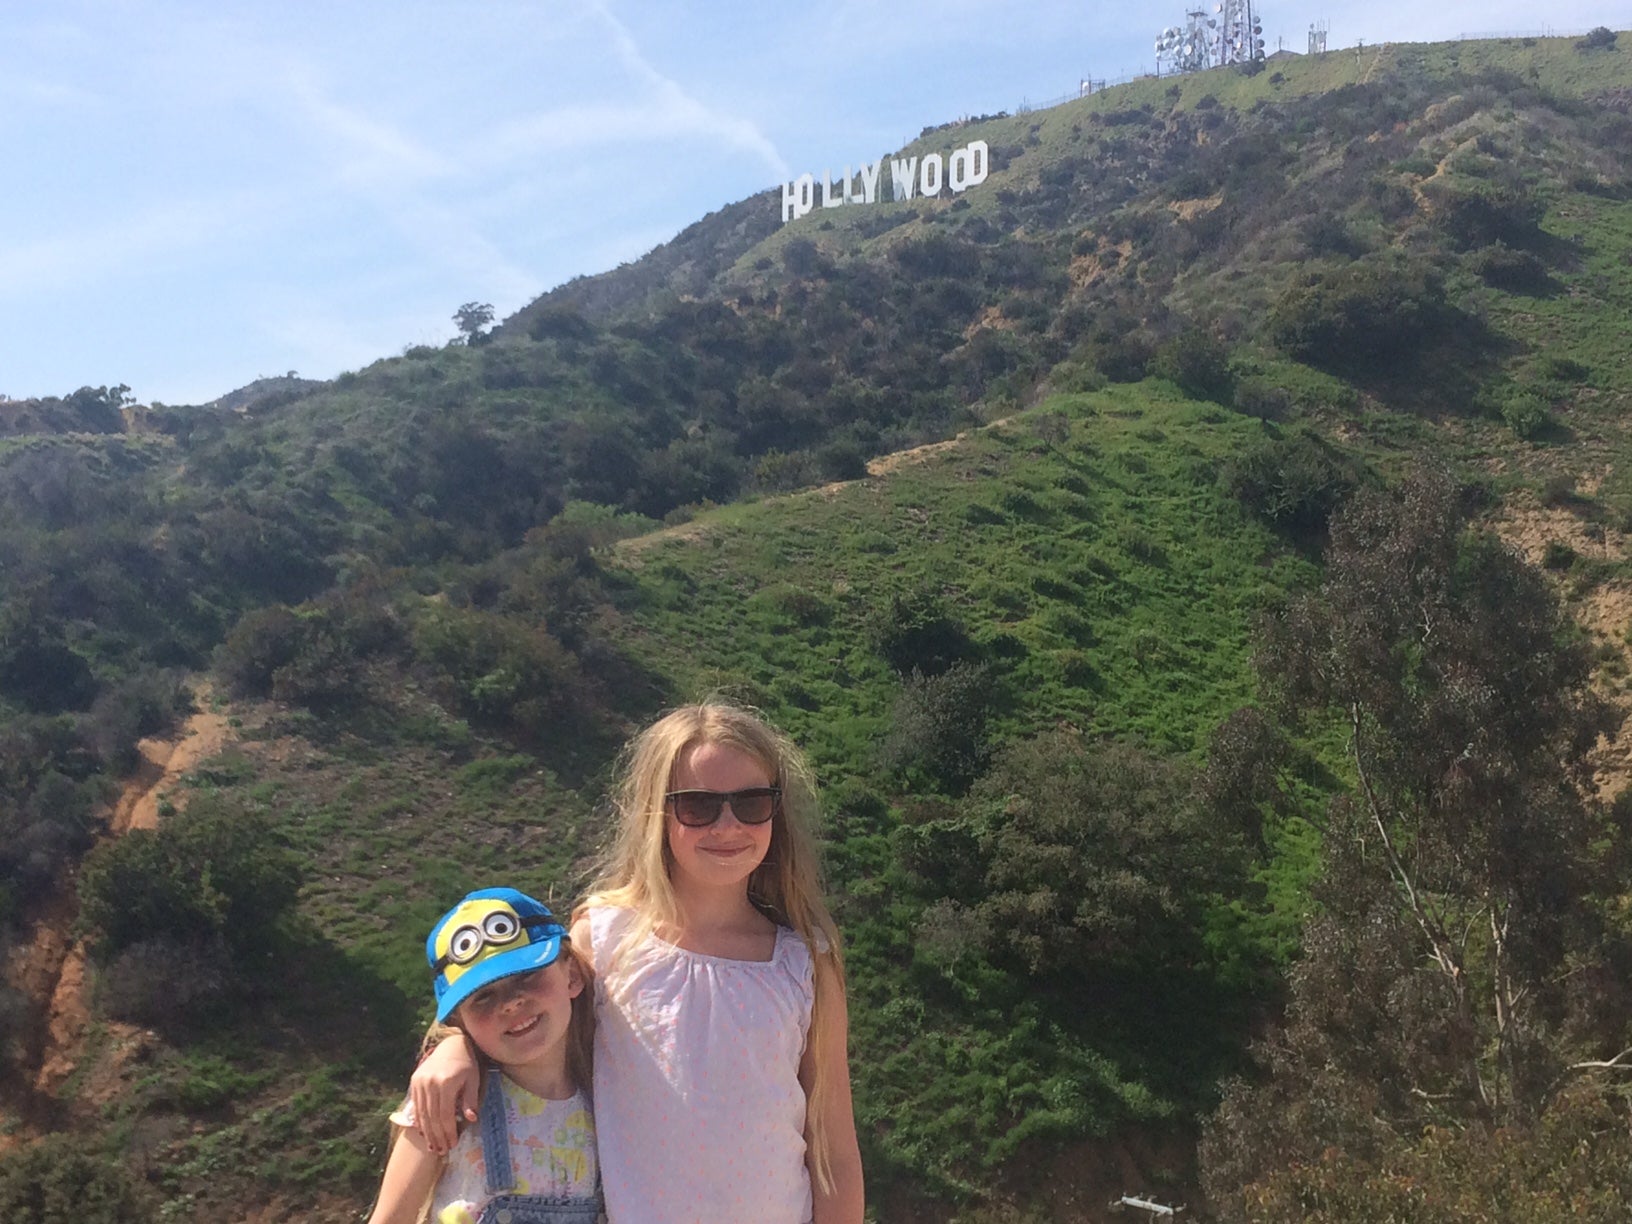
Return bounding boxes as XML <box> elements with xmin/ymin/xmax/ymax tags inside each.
<box><xmin>1203</xmin><ymin>469</ymin><xmax>1632</xmax><ymax>1215</ymax></box>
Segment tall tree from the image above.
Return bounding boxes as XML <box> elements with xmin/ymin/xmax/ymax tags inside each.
<box><xmin>452</xmin><ymin>301</ymin><xmax>495</xmax><ymax>344</ymax></box>
<box><xmin>1202</xmin><ymin>470</ymin><xmax>1631</xmax><ymax>1217</ymax></box>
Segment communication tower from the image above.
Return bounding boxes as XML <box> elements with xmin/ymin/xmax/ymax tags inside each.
<box><xmin>1155</xmin><ymin>1</ymin><xmax>1265</xmax><ymax>76</ymax></box>
<box><xmin>1308</xmin><ymin>20</ymin><xmax>1329</xmax><ymax>54</ymax></box>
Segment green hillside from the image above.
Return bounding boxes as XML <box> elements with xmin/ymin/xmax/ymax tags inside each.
<box><xmin>3</xmin><ymin>31</ymin><xmax>1632</xmax><ymax>1222</ymax></box>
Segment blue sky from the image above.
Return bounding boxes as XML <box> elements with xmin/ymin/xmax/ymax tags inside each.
<box><xmin>2</xmin><ymin>1</ymin><xmax>1625</xmax><ymax>405</ymax></box>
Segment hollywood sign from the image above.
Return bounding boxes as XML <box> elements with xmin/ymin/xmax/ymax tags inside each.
<box><xmin>781</xmin><ymin>140</ymin><xmax>990</xmax><ymax>224</ymax></box>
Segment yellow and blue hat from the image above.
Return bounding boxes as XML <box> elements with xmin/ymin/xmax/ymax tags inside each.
<box><xmin>426</xmin><ymin>887</ymin><xmax>566</xmax><ymax>1023</ymax></box>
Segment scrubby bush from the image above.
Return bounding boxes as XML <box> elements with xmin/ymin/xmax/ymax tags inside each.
<box><xmin>965</xmin><ymin>733</ymin><xmax>1237</xmax><ymax>977</ymax></box>
<box><xmin>0</xmin><ymin>770</ymin><xmax>101</xmax><ymax>911</ymax></box>
<box><xmin>1469</xmin><ymin>242</ymin><xmax>1554</xmax><ymax>293</ymax></box>
<box><xmin>78</xmin><ymin>797</ymin><xmax>302</xmax><ymax>965</ymax></box>
<box><xmin>1483</xmin><ymin>383</ymin><xmax>1553</xmax><ymax>440</ymax></box>
<box><xmin>95</xmin><ymin>934</ymin><xmax>235</xmax><ymax>1028</ymax></box>
<box><xmin>215</xmin><ymin>592</ymin><xmax>402</xmax><ymax>709</ymax></box>
<box><xmin>1150</xmin><ymin>328</ymin><xmax>1236</xmax><ymax>403</ymax></box>
<box><xmin>1268</xmin><ymin>259</ymin><xmax>1452</xmax><ymax>373</ymax></box>
<box><xmin>1231</xmin><ymin>377</ymin><xmax>1293</xmax><ymax>421</ymax></box>
<box><xmin>411</xmin><ymin>604</ymin><xmax>587</xmax><ymax>736</ymax></box>
<box><xmin>867</xmin><ymin>585</ymin><xmax>979</xmax><ymax>677</ymax></box>
<box><xmin>1221</xmin><ymin>430</ymin><xmax>1362</xmax><ymax>537</ymax></box>
<box><xmin>80</xmin><ymin>669</ymin><xmax>190</xmax><ymax>771</ymax></box>
<box><xmin>0</xmin><ymin>982</ymin><xmax>28</xmax><ymax>1065</ymax></box>
<box><xmin>0</xmin><ymin>1135</ymin><xmax>154</xmax><ymax>1223</ymax></box>
<box><xmin>880</xmin><ymin>662</ymin><xmax>996</xmax><ymax>795</ymax></box>
<box><xmin>1428</xmin><ymin>182</ymin><xmax>1546</xmax><ymax>250</ymax></box>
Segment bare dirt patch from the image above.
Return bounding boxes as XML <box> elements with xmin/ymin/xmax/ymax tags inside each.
<box><xmin>614</xmin><ymin>516</ymin><xmax>715</xmax><ymax>561</ymax></box>
<box><xmin>20</xmin><ymin>692</ymin><xmax>237</xmax><ymax>1099</ymax></box>
<box><xmin>112</xmin><ymin>702</ymin><xmax>234</xmax><ymax>835</ymax></box>
<box><xmin>1490</xmin><ymin>496</ymin><xmax>1632</xmax><ymax>799</ymax></box>
<box><xmin>962</xmin><ymin>304</ymin><xmax>1014</xmax><ymax>341</ymax></box>
<box><xmin>867</xmin><ymin>416</ymin><xmax>1016</xmax><ymax>479</ymax></box>
<box><xmin>1168</xmin><ymin>194</ymin><xmax>1222</xmax><ymax>221</ymax></box>
<box><xmin>1492</xmin><ymin>488</ymin><xmax>1620</xmax><ymax>568</ymax></box>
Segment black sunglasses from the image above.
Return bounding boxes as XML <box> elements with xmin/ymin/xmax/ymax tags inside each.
<box><xmin>665</xmin><ymin>787</ymin><xmax>782</xmax><ymax>827</ymax></box>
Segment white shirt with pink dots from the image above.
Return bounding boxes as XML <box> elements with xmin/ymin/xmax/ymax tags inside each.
<box><xmin>587</xmin><ymin>904</ymin><xmax>815</xmax><ymax>1224</ymax></box>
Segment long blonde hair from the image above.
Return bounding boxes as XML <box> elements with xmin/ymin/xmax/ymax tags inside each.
<box><xmin>579</xmin><ymin>701</ymin><xmax>847</xmax><ymax>1191</ymax></box>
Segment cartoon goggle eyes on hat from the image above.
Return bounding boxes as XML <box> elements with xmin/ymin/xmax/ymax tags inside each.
<box><xmin>433</xmin><ymin>909</ymin><xmax>531</xmax><ymax>974</ymax></box>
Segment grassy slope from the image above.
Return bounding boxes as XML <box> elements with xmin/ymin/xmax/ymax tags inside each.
<box><xmin>98</xmin><ymin>381</ymin><xmax>1323</xmax><ymax>1218</ymax></box>
<box><xmin>604</xmin><ymin>385</ymin><xmax>1325</xmax><ymax>1192</ymax></box>
<box><xmin>9</xmin><ymin>32</ymin><xmax>1632</xmax><ymax>1223</ymax></box>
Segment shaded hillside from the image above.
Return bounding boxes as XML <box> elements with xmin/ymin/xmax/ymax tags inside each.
<box><xmin>2</xmin><ymin>32</ymin><xmax>1632</xmax><ymax>1224</ymax></box>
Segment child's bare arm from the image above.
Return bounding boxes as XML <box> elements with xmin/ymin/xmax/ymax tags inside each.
<box><xmin>408</xmin><ymin>1032</ymin><xmax>481</xmax><ymax>1153</ymax></box>
<box><xmin>367</xmin><ymin>1124</ymin><xmax>441</xmax><ymax>1224</ymax></box>
<box><xmin>801</xmin><ymin>980</ymin><xmax>865</xmax><ymax>1224</ymax></box>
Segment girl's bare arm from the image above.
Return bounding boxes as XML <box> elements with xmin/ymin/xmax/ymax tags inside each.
<box><xmin>367</xmin><ymin>1125</ymin><xmax>441</xmax><ymax>1224</ymax></box>
<box><xmin>407</xmin><ymin>1031</ymin><xmax>481</xmax><ymax>1153</ymax></box>
<box><xmin>801</xmin><ymin>982</ymin><xmax>865</xmax><ymax>1224</ymax></box>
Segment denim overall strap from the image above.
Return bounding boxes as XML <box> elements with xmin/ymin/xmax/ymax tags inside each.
<box><xmin>479</xmin><ymin>1068</ymin><xmax>514</xmax><ymax>1194</ymax></box>
<box><xmin>474</xmin><ymin>1072</ymin><xmax>605</xmax><ymax>1223</ymax></box>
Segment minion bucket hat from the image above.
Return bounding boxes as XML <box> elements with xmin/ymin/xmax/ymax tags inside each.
<box><xmin>427</xmin><ymin>887</ymin><xmax>566</xmax><ymax>1023</ymax></box>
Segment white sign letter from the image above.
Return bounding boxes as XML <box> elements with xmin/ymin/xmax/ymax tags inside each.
<box><xmin>890</xmin><ymin>156</ymin><xmax>918</xmax><ymax>201</ymax></box>
<box><xmin>949</xmin><ymin>141</ymin><xmax>989</xmax><ymax>193</ymax></box>
<box><xmin>790</xmin><ymin>173</ymin><xmax>814</xmax><ymax>222</ymax></box>
<box><xmin>965</xmin><ymin>140</ymin><xmax>989</xmax><ymax>187</ymax></box>
<box><xmin>919</xmin><ymin>152</ymin><xmax>943</xmax><ymax>197</ymax></box>
<box><xmin>859</xmin><ymin>160</ymin><xmax>882</xmax><ymax>204</ymax></box>
<box><xmin>822</xmin><ymin>168</ymin><xmax>843</xmax><ymax>208</ymax></box>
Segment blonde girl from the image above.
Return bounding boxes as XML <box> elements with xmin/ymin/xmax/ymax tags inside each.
<box><xmin>370</xmin><ymin>888</ymin><xmax>600</xmax><ymax>1224</ymax></box>
<box><xmin>413</xmin><ymin>703</ymin><xmax>865</xmax><ymax>1223</ymax></box>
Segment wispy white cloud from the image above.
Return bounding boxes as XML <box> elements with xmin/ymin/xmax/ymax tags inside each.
<box><xmin>576</xmin><ymin>0</ymin><xmax>789</xmax><ymax>180</ymax></box>
<box><xmin>281</xmin><ymin>68</ymin><xmax>454</xmax><ymax>190</ymax></box>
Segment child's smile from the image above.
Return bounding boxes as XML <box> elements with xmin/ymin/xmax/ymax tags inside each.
<box><xmin>458</xmin><ymin>959</ymin><xmax>581</xmax><ymax>1075</ymax></box>
<box><xmin>665</xmin><ymin>742</ymin><xmax>776</xmax><ymax>893</ymax></box>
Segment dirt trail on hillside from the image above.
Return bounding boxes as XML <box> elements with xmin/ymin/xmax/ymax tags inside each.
<box><xmin>111</xmin><ymin>703</ymin><xmax>233</xmax><ymax>834</ymax></box>
<box><xmin>12</xmin><ymin>692</ymin><xmax>234</xmax><ymax>1099</ymax></box>
<box><xmin>618</xmin><ymin>417</ymin><xmax>1019</xmax><ymax>560</ymax></box>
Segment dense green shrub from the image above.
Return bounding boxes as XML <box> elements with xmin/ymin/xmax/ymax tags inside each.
<box><xmin>0</xmin><ymin>618</ymin><xmax>96</xmax><ymax>713</ymax></box>
<box><xmin>1478</xmin><ymin>380</ymin><xmax>1554</xmax><ymax>440</ymax></box>
<box><xmin>78</xmin><ymin>797</ymin><xmax>302</xmax><ymax>964</ymax></box>
<box><xmin>1230</xmin><ymin>377</ymin><xmax>1293</xmax><ymax>421</ymax></box>
<box><xmin>966</xmin><ymin>733</ymin><xmax>1236</xmax><ymax>976</ymax></box>
<box><xmin>215</xmin><ymin>593</ymin><xmax>402</xmax><ymax>709</ymax></box>
<box><xmin>880</xmin><ymin>662</ymin><xmax>996</xmax><ymax>795</ymax></box>
<box><xmin>0</xmin><ymin>982</ymin><xmax>28</xmax><ymax>1064</ymax></box>
<box><xmin>1427</xmin><ymin>182</ymin><xmax>1546</xmax><ymax>249</ymax></box>
<box><xmin>1150</xmin><ymin>328</ymin><xmax>1236</xmax><ymax>403</ymax></box>
<box><xmin>1267</xmin><ymin>259</ymin><xmax>1452</xmax><ymax>372</ymax></box>
<box><xmin>0</xmin><ymin>769</ymin><xmax>101</xmax><ymax>913</ymax></box>
<box><xmin>214</xmin><ymin>605</ymin><xmax>307</xmax><ymax>698</ymax></box>
<box><xmin>0</xmin><ymin>1135</ymin><xmax>154</xmax><ymax>1223</ymax></box>
<box><xmin>1469</xmin><ymin>241</ymin><xmax>1554</xmax><ymax>293</ymax></box>
<box><xmin>95</xmin><ymin>934</ymin><xmax>235</xmax><ymax>1028</ymax></box>
<box><xmin>867</xmin><ymin>585</ymin><xmax>979</xmax><ymax>677</ymax></box>
<box><xmin>1221</xmin><ymin>430</ymin><xmax>1362</xmax><ymax>536</ymax></box>
<box><xmin>411</xmin><ymin>604</ymin><xmax>587</xmax><ymax>736</ymax></box>
<box><xmin>80</xmin><ymin>669</ymin><xmax>190</xmax><ymax>771</ymax></box>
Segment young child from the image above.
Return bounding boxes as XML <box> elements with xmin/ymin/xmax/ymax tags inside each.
<box><xmin>412</xmin><ymin>703</ymin><xmax>865</xmax><ymax>1223</ymax></box>
<box><xmin>370</xmin><ymin>887</ymin><xmax>601</xmax><ymax>1224</ymax></box>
